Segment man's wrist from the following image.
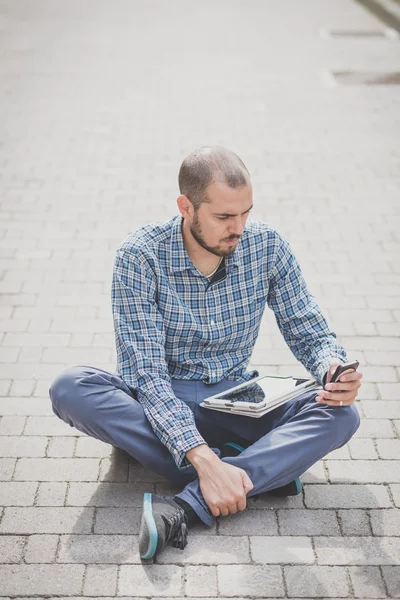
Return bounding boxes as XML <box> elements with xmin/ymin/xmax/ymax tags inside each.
<box><xmin>186</xmin><ymin>444</ymin><xmax>219</xmax><ymax>473</ymax></box>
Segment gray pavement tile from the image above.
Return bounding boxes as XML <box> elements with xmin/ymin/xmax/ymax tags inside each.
<box><xmin>314</xmin><ymin>536</ymin><xmax>400</xmax><ymax>565</ymax></box>
<box><xmin>217</xmin><ymin>564</ymin><xmax>284</xmax><ymax>597</ymax></box>
<box><xmin>83</xmin><ymin>564</ymin><xmax>118</xmax><ymax>597</ymax></box>
<box><xmin>0</xmin><ymin>565</ymin><xmax>85</xmax><ymax>596</ymax></box>
<box><xmin>284</xmin><ymin>566</ymin><xmax>350</xmax><ymax>597</ymax></box>
<box><xmin>348</xmin><ymin>566</ymin><xmax>387</xmax><ymax>598</ymax></box>
<box><xmin>118</xmin><ymin>565</ymin><xmax>183</xmax><ymax>596</ymax></box>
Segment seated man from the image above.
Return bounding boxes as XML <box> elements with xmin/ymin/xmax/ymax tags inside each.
<box><xmin>49</xmin><ymin>146</ymin><xmax>362</xmax><ymax>560</ymax></box>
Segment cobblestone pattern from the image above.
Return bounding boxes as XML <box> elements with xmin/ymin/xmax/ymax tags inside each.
<box><xmin>0</xmin><ymin>0</ymin><xmax>399</xmax><ymax>597</ymax></box>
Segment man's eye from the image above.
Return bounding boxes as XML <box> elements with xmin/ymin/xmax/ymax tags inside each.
<box><xmin>218</xmin><ymin>217</ymin><xmax>228</xmax><ymax>220</ymax></box>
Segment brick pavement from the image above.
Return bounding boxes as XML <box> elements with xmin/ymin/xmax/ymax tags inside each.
<box><xmin>0</xmin><ymin>0</ymin><xmax>399</xmax><ymax>597</ymax></box>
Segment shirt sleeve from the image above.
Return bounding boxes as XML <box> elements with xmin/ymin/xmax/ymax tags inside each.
<box><xmin>111</xmin><ymin>247</ymin><xmax>207</xmax><ymax>469</ymax></box>
<box><xmin>267</xmin><ymin>232</ymin><xmax>347</xmax><ymax>384</ymax></box>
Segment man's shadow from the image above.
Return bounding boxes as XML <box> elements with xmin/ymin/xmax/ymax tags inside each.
<box><xmin>66</xmin><ymin>445</ymin><xmax>395</xmax><ymax>597</ymax></box>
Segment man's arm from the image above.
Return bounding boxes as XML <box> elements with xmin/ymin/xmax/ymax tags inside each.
<box><xmin>267</xmin><ymin>231</ymin><xmax>346</xmax><ymax>384</ymax></box>
<box><xmin>112</xmin><ymin>247</ymin><xmax>206</xmax><ymax>469</ymax></box>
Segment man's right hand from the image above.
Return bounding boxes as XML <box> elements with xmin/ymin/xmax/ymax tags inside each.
<box><xmin>186</xmin><ymin>444</ymin><xmax>254</xmax><ymax>517</ymax></box>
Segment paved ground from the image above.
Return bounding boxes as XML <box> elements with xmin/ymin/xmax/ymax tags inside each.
<box><xmin>0</xmin><ymin>0</ymin><xmax>399</xmax><ymax>598</ymax></box>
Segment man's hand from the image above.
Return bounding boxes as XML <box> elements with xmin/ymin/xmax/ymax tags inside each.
<box><xmin>316</xmin><ymin>361</ymin><xmax>363</xmax><ymax>407</ymax></box>
<box><xmin>186</xmin><ymin>445</ymin><xmax>253</xmax><ymax>517</ymax></box>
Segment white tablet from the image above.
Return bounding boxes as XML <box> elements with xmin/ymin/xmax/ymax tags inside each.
<box><xmin>201</xmin><ymin>374</ymin><xmax>320</xmax><ymax>415</ymax></box>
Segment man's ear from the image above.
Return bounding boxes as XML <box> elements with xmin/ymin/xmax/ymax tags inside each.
<box><xmin>177</xmin><ymin>195</ymin><xmax>192</xmax><ymax>220</ymax></box>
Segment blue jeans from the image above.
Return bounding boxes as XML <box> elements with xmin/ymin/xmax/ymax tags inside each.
<box><xmin>49</xmin><ymin>365</ymin><xmax>360</xmax><ymax>526</ymax></box>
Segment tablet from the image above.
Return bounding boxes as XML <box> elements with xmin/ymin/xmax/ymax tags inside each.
<box><xmin>201</xmin><ymin>374</ymin><xmax>320</xmax><ymax>416</ymax></box>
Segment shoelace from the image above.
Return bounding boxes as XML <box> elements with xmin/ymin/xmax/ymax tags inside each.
<box><xmin>165</xmin><ymin>509</ymin><xmax>188</xmax><ymax>550</ymax></box>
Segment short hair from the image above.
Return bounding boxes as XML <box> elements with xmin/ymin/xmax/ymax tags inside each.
<box><xmin>178</xmin><ymin>146</ymin><xmax>250</xmax><ymax>211</ymax></box>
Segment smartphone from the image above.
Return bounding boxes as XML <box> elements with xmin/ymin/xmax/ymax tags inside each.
<box><xmin>330</xmin><ymin>360</ymin><xmax>359</xmax><ymax>383</ymax></box>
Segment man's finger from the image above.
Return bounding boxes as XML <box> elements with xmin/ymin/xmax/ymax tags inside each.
<box><xmin>237</xmin><ymin>496</ymin><xmax>247</xmax><ymax>511</ymax></box>
<box><xmin>241</xmin><ymin>471</ymin><xmax>254</xmax><ymax>492</ymax></box>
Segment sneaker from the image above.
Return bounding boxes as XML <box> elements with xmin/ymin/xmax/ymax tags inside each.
<box><xmin>139</xmin><ymin>493</ymin><xmax>188</xmax><ymax>560</ymax></box>
<box><xmin>221</xmin><ymin>442</ymin><xmax>302</xmax><ymax>496</ymax></box>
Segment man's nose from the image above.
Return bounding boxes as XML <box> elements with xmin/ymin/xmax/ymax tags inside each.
<box><xmin>228</xmin><ymin>217</ymin><xmax>245</xmax><ymax>237</ymax></box>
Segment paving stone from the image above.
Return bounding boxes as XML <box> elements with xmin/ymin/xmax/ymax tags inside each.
<box><xmin>58</xmin><ymin>534</ymin><xmax>140</xmax><ymax>563</ymax></box>
<box><xmin>326</xmin><ymin>460</ymin><xmax>400</xmax><ymax>483</ymax></box>
<box><xmin>391</xmin><ymin>485</ymin><xmax>400</xmax><ymax>508</ymax></box>
<box><xmin>0</xmin><ymin>398</ymin><xmax>53</xmax><ymax>415</ymax></box>
<box><xmin>301</xmin><ymin>461</ymin><xmax>327</xmax><ymax>482</ymax></box>
<box><xmin>0</xmin><ymin>416</ymin><xmax>26</xmax><ymax>435</ymax></box>
<box><xmin>83</xmin><ymin>564</ymin><xmax>118</xmax><ymax>596</ymax></box>
<box><xmin>157</xmin><ymin>536</ymin><xmax>250</xmax><ymax>564</ymax></box>
<box><xmin>353</xmin><ymin>418</ymin><xmax>396</xmax><ymax>439</ymax></box>
<box><xmin>0</xmin><ymin>458</ymin><xmax>16</xmax><ymax>480</ymax></box>
<box><xmin>0</xmin><ymin>482</ymin><xmax>37</xmax><ymax>506</ymax></box>
<box><xmin>362</xmin><ymin>401</ymin><xmax>400</xmax><ymax>419</ymax></box>
<box><xmin>314</xmin><ymin>536</ymin><xmax>400</xmax><ymax>565</ymax></box>
<box><xmin>184</xmin><ymin>566</ymin><xmax>217</xmax><ymax>597</ymax></box>
<box><xmin>376</xmin><ymin>439</ymin><xmax>400</xmax><ymax>459</ymax></box>
<box><xmin>217</xmin><ymin>564</ymin><xmax>284</xmax><ymax>597</ymax></box>
<box><xmin>14</xmin><ymin>458</ymin><xmax>100</xmax><ymax>481</ymax></box>
<box><xmin>47</xmin><ymin>436</ymin><xmax>76</xmax><ymax>457</ymax></box>
<box><xmin>284</xmin><ymin>565</ymin><xmax>349</xmax><ymax>597</ymax></box>
<box><xmin>36</xmin><ymin>482</ymin><xmax>67</xmax><ymax>506</ymax></box>
<box><xmin>118</xmin><ymin>565</ymin><xmax>183</xmax><ymax>597</ymax></box>
<box><xmin>348</xmin><ymin>439</ymin><xmax>378</xmax><ymax>459</ymax></box>
<box><xmin>0</xmin><ymin>436</ymin><xmax>48</xmax><ymax>457</ymax></box>
<box><xmin>381</xmin><ymin>566</ymin><xmax>400</xmax><ymax>598</ymax></box>
<box><xmin>75</xmin><ymin>436</ymin><xmax>113</xmax><ymax>457</ymax></box>
<box><xmin>0</xmin><ymin>564</ymin><xmax>85</xmax><ymax>596</ymax></box>
<box><xmin>0</xmin><ymin>536</ymin><xmax>25</xmax><ymax>563</ymax></box>
<box><xmin>250</xmin><ymin>536</ymin><xmax>314</xmax><ymax>564</ymax></box>
<box><xmin>24</xmin><ymin>415</ymin><xmax>83</xmax><ymax>436</ymax></box>
<box><xmin>278</xmin><ymin>509</ymin><xmax>340</xmax><ymax>536</ymax></box>
<box><xmin>0</xmin><ymin>507</ymin><xmax>94</xmax><ymax>534</ymax></box>
<box><xmin>94</xmin><ymin>507</ymin><xmax>141</xmax><ymax>534</ymax></box>
<box><xmin>377</xmin><ymin>382</ymin><xmax>400</xmax><ymax>400</ymax></box>
<box><xmin>99</xmin><ymin>454</ymin><xmax>130</xmax><ymax>482</ymax></box>
<box><xmin>305</xmin><ymin>484</ymin><xmax>393</xmax><ymax>508</ymax></box>
<box><xmin>338</xmin><ymin>509</ymin><xmax>371</xmax><ymax>536</ymax></box>
<box><xmin>67</xmin><ymin>482</ymin><xmax>150</xmax><ymax>506</ymax></box>
<box><xmin>326</xmin><ymin>444</ymin><xmax>350</xmax><ymax>459</ymax></box>
<box><xmin>370</xmin><ymin>509</ymin><xmax>400</xmax><ymax>536</ymax></box>
<box><xmin>349</xmin><ymin>566</ymin><xmax>387</xmax><ymax>598</ymax></box>
<box><xmin>24</xmin><ymin>535</ymin><xmax>59</xmax><ymax>563</ymax></box>
<box><xmin>218</xmin><ymin>507</ymin><xmax>278</xmax><ymax>536</ymax></box>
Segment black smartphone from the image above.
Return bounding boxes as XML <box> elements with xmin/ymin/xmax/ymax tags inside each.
<box><xmin>330</xmin><ymin>360</ymin><xmax>359</xmax><ymax>383</ymax></box>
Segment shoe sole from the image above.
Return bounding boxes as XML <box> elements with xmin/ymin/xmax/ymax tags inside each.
<box><xmin>140</xmin><ymin>493</ymin><xmax>158</xmax><ymax>560</ymax></box>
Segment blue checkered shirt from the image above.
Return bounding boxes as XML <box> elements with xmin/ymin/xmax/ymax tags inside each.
<box><xmin>112</xmin><ymin>215</ymin><xmax>346</xmax><ymax>468</ymax></box>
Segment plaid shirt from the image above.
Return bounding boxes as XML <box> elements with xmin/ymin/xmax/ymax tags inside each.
<box><xmin>112</xmin><ymin>214</ymin><xmax>346</xmax><ymax>468</ymax></box>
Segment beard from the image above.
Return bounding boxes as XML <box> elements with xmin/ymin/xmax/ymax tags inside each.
<box><xmin>189</xmin><ymin>212</ymin><xmax>238</xmax><ymax>257</ymax></box>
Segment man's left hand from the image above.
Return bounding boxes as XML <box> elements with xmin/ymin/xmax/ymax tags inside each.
<box><xmin>315</xmin><ymin>361</ymin><xmax>363</xmax><ymax>407</ymax></box>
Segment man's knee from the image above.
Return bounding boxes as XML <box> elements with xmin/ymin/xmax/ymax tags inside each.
<box><xmin>49</xmin><ymin>365</ymin><xmax>89</xmax><ymax>422</ymax></box>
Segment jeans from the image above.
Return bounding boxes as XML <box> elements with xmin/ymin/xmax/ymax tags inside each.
<box><xmin>49</xmin><ymin>365</ymin><xmax>360</xmax><ymax>526</ymax></box>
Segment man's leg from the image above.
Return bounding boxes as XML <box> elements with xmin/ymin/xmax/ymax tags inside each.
<box><xmin>49</xmin><ymin>365</ymin><xmax>202</xmax><ymax>487</ymax></box>
<box><xmin>177</xmin><ymin>386</ymin><xmax>361</xmax><ymax>526</ymax></box>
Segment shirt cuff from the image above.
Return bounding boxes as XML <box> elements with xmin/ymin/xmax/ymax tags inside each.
<box><xmin>314</xmin><ymin>357</ymin><xmax>346</xmax><ymax>386</ymax></box>
<box><xmin>170</xmin><ymin>435</ymin><xmax>208</xmax><ymax>469</ymax></box>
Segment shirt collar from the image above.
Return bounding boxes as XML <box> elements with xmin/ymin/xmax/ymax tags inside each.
<box><xmin>169</xmin><ymin>215</ymin><xmax>241</xmax><ymax>275</ymax></box>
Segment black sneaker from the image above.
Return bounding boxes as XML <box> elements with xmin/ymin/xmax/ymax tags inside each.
<box><xmin>139</xmin><ymin>493</ymin><xmax>188</xmax><ymax>560</ymax></box>
<box><xmin>221</xmin><ymin>442</ymin><xmax>302</xmax><ymax>496</ymax></box>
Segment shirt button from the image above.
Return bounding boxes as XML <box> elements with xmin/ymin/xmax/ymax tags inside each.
<box><xmin>210</xmin><ymin>319</ymin><xmax>215</xmax><ymax>326</ymax></box>
<box><xmin>212</xmin><ymin>371</ymin><xmax>216</xmax><ymax>377</ymax></box>
<box><xmin>173</xmin><ymin>449</ymin><xmax>178</xmax><ymax>455</ymax></box>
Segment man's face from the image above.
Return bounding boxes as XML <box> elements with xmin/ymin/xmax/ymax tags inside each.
<box><xmin>188</xmin><ymin>180</ymin><xmax>253</xmax><ymax>258</ymax></box>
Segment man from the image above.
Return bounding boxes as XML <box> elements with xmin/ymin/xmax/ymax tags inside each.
<box><xmin>50</xmin><ymin>146</ymin><xmax>362</xmax><ymax>561</ymax></box>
